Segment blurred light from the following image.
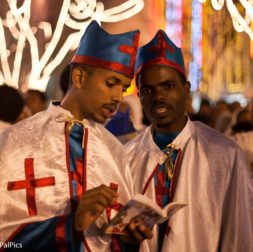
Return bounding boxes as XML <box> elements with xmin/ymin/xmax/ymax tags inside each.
<box><xmin>0</xmin><ymin>0</ymin><xmax>144</xmax><ymax>91</ymax></box>
<box><xmin>166</xmin><ymin>0</ymin><xmax>183</xmax><ymax>47</ymax></box>
<box><xmin>38</xmin><ymin>22</ymin><xmax>52</xmax><ymax>39</ymax></box>
<box><xmin>123</xmin><ymin>79</ymin><xmax>136</xmax><ymax>97</ymax></box>
<box><xmin>199</xmin><ymin>0</ymin><xmax>253</xmax><ymax>40</ymax></box>
<box><xmin>189</xmin><ymin>0</ymin><xmax>202</xmax><ymax>91</ymax></box>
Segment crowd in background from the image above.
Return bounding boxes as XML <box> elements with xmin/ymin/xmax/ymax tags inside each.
<box><xmin>1</xmin><ymin>83</ymin><xmax>253</xmax><ymax>175</ymax></box>
<box><xmin>0</xmin><ymin>85</ymin><xmax>47</xmax><ymax>133</ymax></box>
<box><xmin>187</xmin><ymin>97</ymin><xmax>253</xmax><ymax>135</ymax></box>
<box><xmin>1</xmin><ymin>83</ymin><xmax>253</xmax><ymax>138</ymax></box>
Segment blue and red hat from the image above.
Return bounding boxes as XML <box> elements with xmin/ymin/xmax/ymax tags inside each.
<box><xmin>135</xmin><ymin>30</ymin><xmax>186</xmax><ymax>79</ymax></box>
<box><xmin>71</xmin><ymin>21</ymin><xmax>140</xmax><ymax>79</ymax></box>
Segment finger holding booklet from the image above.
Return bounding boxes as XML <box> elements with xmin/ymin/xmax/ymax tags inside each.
<box><xmin>103</xmin><ymin>193</ymin><xmax>187</xmax><ymax>235</ymax></box>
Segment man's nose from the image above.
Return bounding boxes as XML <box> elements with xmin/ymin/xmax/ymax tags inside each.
<box><xmin>112</xmin><ymin>86</ymin><xmax>124</xmax><ymax>103</ymax></box>
<box><xmin>152</xmin><ymin>86</ymin><xmax>165</xmax><ymax>101</ymax></box>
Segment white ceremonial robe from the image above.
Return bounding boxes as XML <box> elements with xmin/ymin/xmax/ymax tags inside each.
<box><xmin>125</xmin><ymin>119</ymin><xmax>253</xmax><ymax>252</ymax></box>
<box><xmin>0</xmin><ymin>103</ymin><xmax>133</xmax><ymax>251</ymax></box>
<box><xmin>230</xmin><ymin>131</ymin><xmax>253</xmax><ymax>176</ymax></box>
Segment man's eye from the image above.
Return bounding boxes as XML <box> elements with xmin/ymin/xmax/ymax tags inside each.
<box><xmin>140</xmin><ymin>87</ymin><xmax>151</xmax><ymax>94</ymax></box>
<box><xmin>106</xmin><ymin>82</ymin><xmax>114</xmax><ymax>88</ymax></box>
<box><xmin>163</xmin><ymin>82</ymin><xmax>175</xmax><ymax>89</ymax></box>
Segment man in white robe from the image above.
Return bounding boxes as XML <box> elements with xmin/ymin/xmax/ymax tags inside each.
<box><xmin>0</xmin><ymin>21</ymin><xmax>152</xmax><ymax>252</ymax></box>
<box><xmin>125</xmin><ymin>29</ymin><xmax>253</xmax><ymax>252</ymax></box>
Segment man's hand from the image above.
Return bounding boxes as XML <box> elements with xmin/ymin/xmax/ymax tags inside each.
<box><xmin>120</xmin><ymin>220</ymin><xmax>153</xmax><ymax>244</ymax></box>
<box><xmin>74</xmin><ymin>184</ymin><xmax>118</xmax><ymax>231</ymax></box>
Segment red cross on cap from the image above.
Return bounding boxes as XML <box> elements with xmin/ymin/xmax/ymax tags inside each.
<box><xmin>148</xmin><ymin>30</ymin><xmax>175</xmax><ymax>57</ymax></box>
<box><xmin>118</xmin><ymin>33</ymin><xmax>140</xmax><ymax>68</ymax></box>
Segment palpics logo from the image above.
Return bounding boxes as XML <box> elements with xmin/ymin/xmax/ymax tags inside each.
<box><xmin>0</xmin><ymin>242</ymin><xmax>22</xmax><ymax>249</ymax></box>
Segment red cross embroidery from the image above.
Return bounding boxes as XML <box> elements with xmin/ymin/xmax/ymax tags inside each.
<box><xmin>71</xmin><ymin>158</ymin><xmax>84</xmax><ymax>203</ymax></box>
<box><xmin>148</xmin><ymin>31</ymin><xmax>175</xmax><ymax>57</ymax></box>
<box><xmin>7</xmin><ymin>158</ymin><xmax>55</xmax><ymax>216</ymax></box>
<box><xmin>155</xmin><ymin>168</ymin><xmax>171</xmax><ymax>207</ymax></box>
<box><xmin>106</xmin><ymin>183</ymin><xmax>123</xmax><ymax>222</ymax></box>
<box><xmin>118</xmin><ymin>33</ymin><xmax>140</xmax><ymax>68</ymax></box>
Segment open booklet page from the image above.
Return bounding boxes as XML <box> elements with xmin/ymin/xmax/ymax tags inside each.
<box><xmin>103</xmin><ymin>193</ymin><xmax>186</xmax><ymax>235</ymax></box>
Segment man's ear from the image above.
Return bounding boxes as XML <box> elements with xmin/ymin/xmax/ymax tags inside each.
<box><xmin>184</xmin><ymin>81</ymin><xmax>191</xmax><ymax>94</ymax></box>
<box><xmin>71</xmin><ymin>67</ymin><xmax>87</xmax><ymax>89</ymax></box>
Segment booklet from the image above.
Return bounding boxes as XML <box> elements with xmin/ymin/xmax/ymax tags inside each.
<box><xmin>103</xmin><ymin>193</ymin><xmax>186</xmax><ymax>235</ymax></box>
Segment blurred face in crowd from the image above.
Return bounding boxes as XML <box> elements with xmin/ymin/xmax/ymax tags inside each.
<box><xmin>25</xmin><ymin>92</ymin><xmax>46</xmax><ymax>115</ymax></box>
<box><xmin>137</xmin><ymin>65</ymin><xmax>190</xmax><ymax>133</ymax></box>
<box><xmin>237</xmin><ymin>110</ymin><xmax>253</xmax><ymax>124</ymax></box>
<box><xmin>71</xmin><ymin>66</ymin><xmax>131</xmax><ymax>124</ymax></box>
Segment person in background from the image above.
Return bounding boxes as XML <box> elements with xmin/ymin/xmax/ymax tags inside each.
<box><xmin>213</xmin><ymin>100</ymin><xmax>232</xmax><ymax>132</ymax></box>
<box><xmin>125</xmin><ymin>29</ymin><xmax>253</xmax><ymax>252</ymax></box>
<box><xmin>0</xmin><ymin>21</ymin><xmax>152</xmax><ymax>252</ymax></box>
<box><xmin>228</xmin><ymin>108</ymin><xmax>253</xmax><ymax>175</ymax></box>
<box><xmin>106</xmin><ymin>101</ymin><xmax>137</xmax><ymax>144</ymax></box>
<box><xmin>24</xmin><ymin>89</ymin><xmax>47</xmax><ymax>115</ymax></box>
<box><xmin>189</xmin><ymin>98</ymin><xmax>213</xmax><ymax>127</ymax></box>
<box><xmin>0</xmin><ymin>84</ymin><xmax>31</xmax><ymax>132</ymax></box>
<box><xmin>231</xmin><ymin>108</ymin><xmax>253</xmax><ymax>134</ymax></box>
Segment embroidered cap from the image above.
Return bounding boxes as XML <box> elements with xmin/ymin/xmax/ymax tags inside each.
<box><xmin>135</xmin><ymin>30</ymin><xmax>186</xmax><ymax>79</ymax></box>
<box><xmin>71</xmin><ymin>21</ymin><xmax>140</xmax><ymax>78</ymax></box>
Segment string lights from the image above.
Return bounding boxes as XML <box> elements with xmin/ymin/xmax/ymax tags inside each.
<box><xmin>0</xmin><ymin>0</ymin><xmax>144</xmax><ymax>91</ymax></box>
<box><xmin>198</xmin><ymin>0</ymin><xmax>253</xmax><ymax>40</ymax></box>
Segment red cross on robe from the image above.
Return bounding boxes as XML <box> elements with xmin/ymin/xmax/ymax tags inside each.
<box><xmin>155</xmin><ymin>168</ymin><xmax>171</xmax><ymax>208</ymax></box>
<box><xmin>106</xmin><ymin>183</ymin><xmax>123</xmax><ymax>222</ymax></box>
<box><xmin>7</xmin><ymin>158</ymin><xmax>55</xmax><ymax>216</ymax></box>
<box><xmin>71</xmin><ymin>158</ymin><xmax>84</xmax><ymax>203</ymax></box>
<box><xmin>69</xmin><ymin>158</ymin><xmax>85</xmax><ymax>212</ymax></box>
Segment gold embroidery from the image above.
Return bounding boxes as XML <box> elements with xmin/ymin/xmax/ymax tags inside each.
<box><xmin>163</xmin><ymin>144</ymin><xmax>176</xmax><ymax>180</ymax></box>
<box><xmin>55</xmin><ymin>114</ymin><xmax>86</xmax><ymax>149</ymax></box>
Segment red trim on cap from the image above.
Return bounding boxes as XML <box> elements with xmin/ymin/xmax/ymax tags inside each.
<box><xmin>71</xmin><ymin>55</ymin><xmax>134</xmax><ymax>78</ymax></box>
<box><xmin>136</xmin><ymin>58</ymin><xmax>186</xmax><ymax>80</ymax></box>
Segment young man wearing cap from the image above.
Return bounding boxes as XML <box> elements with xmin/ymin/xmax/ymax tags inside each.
<box><xmin>0</xmin><ymin>21</ymin><xmax>152</xmax><ymax>251</ymax></box>
<box><xmin>125</xmin><ymin>30</ymin><xmax>253</xmax><ymax>252</ymax></box>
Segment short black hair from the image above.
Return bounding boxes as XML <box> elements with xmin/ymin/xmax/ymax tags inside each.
<box><xmin>0</xmin><ymin>85</ymin><xmax>24</xmax><ymax>123</ymax></box>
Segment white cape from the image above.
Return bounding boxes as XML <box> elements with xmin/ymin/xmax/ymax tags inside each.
<box><xmin>230</xmin><ymin>131</ymin><xmax>253</xmax><ymax>176</ymax></box>
<box><xmin>126</xmin><ymin>119</ymin><xmax>253</xmax><ymax>252</ymax></box>
<box><xmin>0</xmin><ymin>103</ymin><xmax>133</xmax><ymax>251</ymax></box>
